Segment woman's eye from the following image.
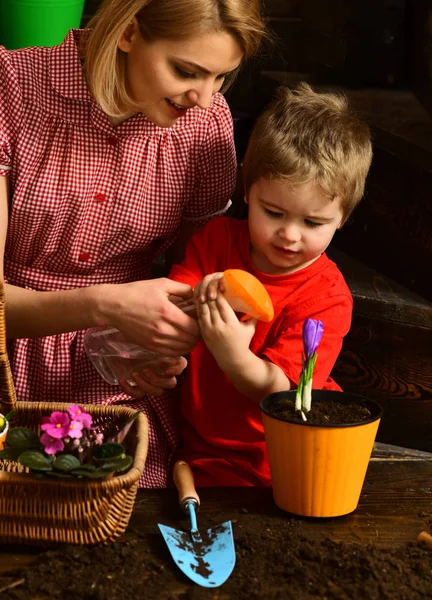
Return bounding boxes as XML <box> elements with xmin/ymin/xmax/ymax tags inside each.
<box><xmin>175</xmin><ymin>66</ymin><xmax>197</xmax><ymax>79</ymax></box>
<box><xmin>305</xmin><ymin>219</ymin><xmax>323</xmax><ymax>228</ymax></box>
<box><xmin>264</xmin><ymin>208</ymin><xmax>283</xmax><ymax>218</ymax></box>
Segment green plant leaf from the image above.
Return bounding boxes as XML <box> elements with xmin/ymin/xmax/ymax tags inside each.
<box><xmin>94</xmin><ymin>442</ymin><xmax>125</xmax><ymax>461</ymax></box>
<box><xmin>5</xmin><ymin>410</ymin><xmax>16</xmax><ymax>423</ymax></box>
<box><xmin>70</xmin><ymin>463</ymin><xmax>97</xmax><ymax>473</ymax></box>
<box><xmin>107</xmin><ymin>409</ymin><xmax>143</xmax><ymax>444</ymax></box>
<box><xmin>7</xmin><ymin>428</ymin><xmax>40</xmax><ymax>450</ymax></box>
<box><xmin>18</xmin><ymin>450</ymin><xmax>53</xmax><ymax>471</ymax></box>
<box><xmin>53</xmin><ymin>454</ymin><xmax>81</xmax><ymax>472</ymax></box>
<box><xmin>70</xmin><ymin>468</ymin><xmax>111</xmax><ymax>479</ymax></box>
<box><xmin>45</xmin><ymin>471</ymin><xmax>75</xmax><ymax>479</ymax></box>
<box><xmin>0</xmin><ymin>447</ymin><xmax>23</xmax><ymax>461</ymax></box>
<box><xmin>101</xmin><ymin>456</ymin><xmax>133</xmax><ymax>473</ymax></box>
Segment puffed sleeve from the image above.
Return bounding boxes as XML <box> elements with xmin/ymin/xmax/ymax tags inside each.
<box><xmin>182</xmin><ymin>93</ymin><xmax>236</xmax><ymax>223</ymax></box>
<box><xmin>0</xmin><ymin>47</ymin><xmax>22</xmax><ymax>176</ymax></box>
<box><xmin>169</xmin><ymin>217</ymin><xmax>230</xmax><ymax>285</ymax></box>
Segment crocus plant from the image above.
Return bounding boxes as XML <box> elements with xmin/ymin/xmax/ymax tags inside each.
<box><xmin>295</xmin><ymin>318</ymin><xmax>324</xmax><ymax>421</ymax></box>
<box><xmin>0</xmin><ymin>405</ymin><xmax>136</xmax><ymax>479</ymax></box>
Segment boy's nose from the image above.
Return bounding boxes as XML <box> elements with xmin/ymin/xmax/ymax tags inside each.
<box><xmin>279</xmin><ymin>223</ymin><xmax>301</xmax><ymax>243</ymax></box>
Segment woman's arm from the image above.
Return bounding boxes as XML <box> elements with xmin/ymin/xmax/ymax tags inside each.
<box><xmin>0</xmin><ymin>176</ymin><xmax>8</xmax><ymax>279</ymax></box>
<box><xmin>5</xmin><ymin>277</ymin><xmax>199</xmax><ymax>355</ymax></box>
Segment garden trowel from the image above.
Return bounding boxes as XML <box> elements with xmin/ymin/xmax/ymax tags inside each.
<box><xmin>158</xmin><ymin>461</ymin><xmax>236</xmax><ymax>588</ymax></box>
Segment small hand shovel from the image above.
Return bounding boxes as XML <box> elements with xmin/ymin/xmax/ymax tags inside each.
<box><xmin>158</xmin><ymin>461</ymin><xmax>236</xmax><ymax>588</ymax></box>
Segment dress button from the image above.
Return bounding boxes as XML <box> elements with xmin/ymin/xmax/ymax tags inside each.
<box><xmin>94</xmin><ymin>192</ymin><xmax>106</xmax><ymax>203</ymax></box>
<box><xmin>79</xmin><ymin>252</ymin><xmax>90</xmax><ymax>262</ymax></box>
<box><xmin>107</xmin><ymin>137</ymin><xmax>117</xmax><ymax>146</ymax></box>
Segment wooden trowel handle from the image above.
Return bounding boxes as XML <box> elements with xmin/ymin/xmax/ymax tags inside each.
<box><xmin>173</xmin><ymin>460</ymin><xmax>200</xmax><ymax>512</ymax></box>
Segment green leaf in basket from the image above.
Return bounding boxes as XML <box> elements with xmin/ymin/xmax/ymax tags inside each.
<box><xmin>0</xmin><ymin>447</ymin><xmax>23</xmax><ymax>461</ymax></box>
<box><xmin>7</xmin><ymin>428</ymin><xmax>40</xmax><ymax>450</ymax></box>
<box><xmin>45</xmin><ymin>471</ymin><xmax>75</xmax><ymax>479</ymax></box>
<box><xmin>70</xmin><ymin>468</ymin><xmax>112</xmax><ymax>479</ymax></box>
<box><xmin>94</xmin><ymin>442</ymin><xmax>125</xmax><ymax>461</ymax></box>
<box><xmin>31</xmin><ymin>471</ymin><xmax>47</xmax><ymax>479</ymax></box>
<box><xmin>101</xmin><ymin>455</ymin><xmax>133</xmax><ymax>473</ymax></box>
<box><xmin>18</xmin><ymin>450</ymin><xmax>53</xmax><ymax>471</ymax></box>
<box><xmin>53</xmin><ymin>454</ymin><xmax>81</xmax><ymax>472</ymax></box>
<box><xmin>107</xmin><ymin>409</ymin><xmax>143</xmax><ymax>444</ymax></box>
<box><xmin>70</xmin><ymin>463</ymin><xmax>97</xmax><ymax>473</ymax></box>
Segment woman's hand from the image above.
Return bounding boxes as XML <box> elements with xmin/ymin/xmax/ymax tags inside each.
<box><xmin>97</xmin><ymin>278</ymin><xmax>200</xmax><ymax>357</ymax></box>
<box><xmin>119</xmin><ymin>355</ymin><xmax>188</xmax><ymax>398</ymax></box>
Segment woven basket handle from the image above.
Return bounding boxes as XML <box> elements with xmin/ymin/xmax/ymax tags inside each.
<box><xmin>0</xmin><ymin>189</ymin><xmax>17</xmax><ymax>413</ymax></box>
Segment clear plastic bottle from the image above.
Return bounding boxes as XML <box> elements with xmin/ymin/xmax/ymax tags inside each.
<box><xmin>84</xmin><ymin>270</ymin><xmax>274</xmax><ymax>386</ymax></box>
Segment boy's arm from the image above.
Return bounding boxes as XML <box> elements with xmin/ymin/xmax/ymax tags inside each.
<box><xmin>199</xmin><ymin>289</ymin><xmax>352</xmax><ymax>400</ymax></box>
<box><xmin>197</xmin><ymin>293</ymin><xmax>291</xmax><ymax>402</ymax></box>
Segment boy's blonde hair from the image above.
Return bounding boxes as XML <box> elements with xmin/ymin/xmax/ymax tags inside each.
<box><xmin>242</xmin><ymin>84</ymin><xmax>372</xmax><ymax>222</ymax></box>
<box><xmin>83</xmin><ymin>0</ymin><xmax>266</xmax><ymax>117</ymax></box>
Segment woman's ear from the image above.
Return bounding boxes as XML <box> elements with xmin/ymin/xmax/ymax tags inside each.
<box><xmin>243</xmin><ymin>194</ymin><xmax>248</xmax><ymax>205</ymax></box>
<box><xmin>118</xmin><ymin>17</ymin><xmax>139</xmax><ymax>53</ymax></box>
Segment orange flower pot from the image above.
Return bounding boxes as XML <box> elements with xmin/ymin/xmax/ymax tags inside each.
<box><xmin>0</xmin><ymin>414</ymin><xmax>9</xmax><ymax>451</ymax></box>
<box><xmin>260</xmin><ymin>390</ymin><xmax>383</xmax><ymax>517</ymax></box>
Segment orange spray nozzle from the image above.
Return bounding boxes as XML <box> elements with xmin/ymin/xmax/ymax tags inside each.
<box><xmin>222</xmin><ymin>269</ymin><xmax>274</xmax><ymax>323</ymax></box>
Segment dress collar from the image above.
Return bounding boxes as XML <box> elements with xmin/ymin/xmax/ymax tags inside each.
<box><xmin>49</xmin><ymin>29</ymin><xmax>92</xmax><ymax>103</ymax></box>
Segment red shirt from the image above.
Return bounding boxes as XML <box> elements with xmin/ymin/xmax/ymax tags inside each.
<box><xmin>0</xmin><ymin>30</ymin><xmax>236</xmax><ymax>487</ymax></box>
<box><xmin>169</xmin><ymin>217</ymin><xmax>353</xmax><ymax>486</ymax></box>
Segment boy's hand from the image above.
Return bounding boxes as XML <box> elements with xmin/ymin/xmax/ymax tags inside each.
<box><xmin>197</xmin><ymin>290</ymin><xmax>257</xmax><ymax>370</ymax></box>
<box><xmin>193</xmin><ymin>272</ymin><xmax>225</xmax><ymax>304</ymax></box>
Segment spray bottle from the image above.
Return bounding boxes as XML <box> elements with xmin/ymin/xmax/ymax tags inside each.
<box><xmin>84</xmin><ymin>269</ymin><xmax>274</xmax><ymax>386</ymax></box>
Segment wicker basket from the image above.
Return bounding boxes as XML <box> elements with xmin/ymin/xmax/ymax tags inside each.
<box><xmin>0</xmin><ymin>281</ymin><xmax>149</xmax><ymax>545</ymax></box>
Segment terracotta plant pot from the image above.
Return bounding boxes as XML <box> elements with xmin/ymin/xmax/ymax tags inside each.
<box><xmin>260</xmin><ymin>390</ymin><xmax>383</xmax><ymax>518</ymax></box>
<box><xmin>0</xmin><ymin>414</ymin><xmax>9</xmax><ymax>451</ymax></box>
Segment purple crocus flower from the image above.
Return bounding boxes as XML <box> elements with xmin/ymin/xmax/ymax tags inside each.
<box><xmin>302</xmin><ymin>318</ymin><xmax>324</xmax><ymax>360</ymax></box>
<box><xmin>68</xmin><ymin>405</ymin><xmax>93</xmax><ymax>429</ymax></box>
<box><xmin>41</xmin><ymin>412</ymin><xmax>71</xmax><ymax>439</ymax></box>
<box><xmin>40</xmin><ymin>433</ymin><xmax>65</xmax><ymax>455</ymax></box>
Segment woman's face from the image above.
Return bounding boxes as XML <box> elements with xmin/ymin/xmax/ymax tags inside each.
<box><xmin>118</xmin><ymin>20</ymin><xmax>243</xmax><ymax>126</ymax></box>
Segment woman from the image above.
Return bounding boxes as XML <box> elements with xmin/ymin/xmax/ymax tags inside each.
<box><xmin>0</xmin><ymin>0</ymin><xmax>266</xmax><ymax>486</ymax></box>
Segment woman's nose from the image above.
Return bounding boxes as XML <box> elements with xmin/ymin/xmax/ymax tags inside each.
<box><xmin>186</xmin><ymin>80</ymin><xmax>215</xmax><ymax>110</ymax></box>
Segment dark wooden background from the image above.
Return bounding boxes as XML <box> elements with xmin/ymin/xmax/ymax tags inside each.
<box><xmin>79</xmin><ymin>0</ymin><xmax>431</xmax><ymax>451</ymax></box>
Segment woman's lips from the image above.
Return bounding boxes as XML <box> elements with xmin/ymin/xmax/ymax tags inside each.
<box><xmin>165</xmin><ymin>99</ymin><xmax>188</xmax><ymax>118</ymax></box>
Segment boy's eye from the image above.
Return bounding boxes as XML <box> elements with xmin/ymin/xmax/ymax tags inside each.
<box><xmin>305</xmin><ymin>219</ymin><xmax>323</xmax><ymax>228</ymax></box>
<box><xmin>175</xmin><ymin>66</ymin><xmax>197</xmax><ymax>79</ymax></box>
<box><xmin>264</xmin><ymin>208</ymin><xmax>284</xmax><ymax>218</ymax></box>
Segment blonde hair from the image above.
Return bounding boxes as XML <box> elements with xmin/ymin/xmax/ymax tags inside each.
<box><xmin>83</xmin><ymin>0</ymin><xmax>266</xmax><ymax>117</ymax></box>
<box><xmin>242</xmin><ymin>83</ymin><xmax>373</xmax><ymax>222</ymax></box>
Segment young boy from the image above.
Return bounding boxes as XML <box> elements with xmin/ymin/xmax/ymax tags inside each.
<box><xmin>169</xmin><ymin>83</ymin><xmax>372</xmax><ymax>487</ymax></box>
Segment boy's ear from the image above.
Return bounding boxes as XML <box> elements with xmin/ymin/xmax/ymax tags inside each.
<box><xmin>243</xmin><ymin>194</ymin><xmax>248</xmax><ymax>204</ymax></box>
<box><xmin>118</xmin><ymin>17</ymin><xmax>139</xmax><ymax>52</ymax></box>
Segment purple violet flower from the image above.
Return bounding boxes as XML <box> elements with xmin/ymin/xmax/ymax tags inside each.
<box><xmin>302</xmin><ymin>318</ymin><xmax>324</xmax><ymax>360</ymax></box>
<box><xmin>41</xmin><ymin>412</ymin><xmax>71</xmax><ymax>439</ymax></box>
<box><xmin>67</xmin><ymin>420</ymin><xmax>84</xmax><ymax>439</ymax></box>
<box><xmin>68</xmin><ymin>405</ymin><xmax>93</xmax><ymax>429</ymax></box>
<box><xmin>40</xmin><ymin>433</ymin><xmax>65</xmax><ymax>455</ymax></box>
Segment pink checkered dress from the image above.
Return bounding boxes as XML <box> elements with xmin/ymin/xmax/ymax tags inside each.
<box><xmin>0</xmin><ymin>30</ymin><xmax>236</xmax><ymax>487</ymax></box>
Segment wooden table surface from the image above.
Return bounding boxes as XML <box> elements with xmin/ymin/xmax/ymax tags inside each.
<box><xmin>1</xmin><ymin>443</ymin><xmax>432</xmax><ymax>578</ymax></box>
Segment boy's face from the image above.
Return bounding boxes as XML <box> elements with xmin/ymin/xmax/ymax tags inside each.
<box><xmin>246</xmin><ymin>178</ymin><xmax>344</xmax><ymax>275</ymax></box>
